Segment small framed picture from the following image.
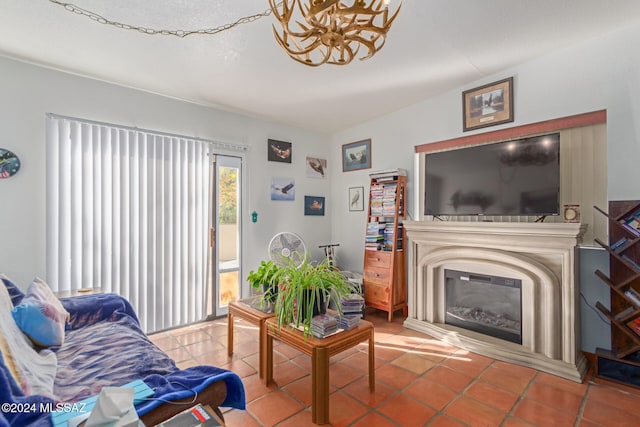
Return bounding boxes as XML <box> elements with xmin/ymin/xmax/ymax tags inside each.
<box><xmin>304</xmin><ymin>196</ymin><xmax>325</xmax><ymax>216</ymax></box>
<box><xmin>271</xmin><ymin>177</ymin><xmax>295</xmax><ymax>201</ymax></box>
<box><xmin>462</xmin><ymin>77</ymin><xmax>514</xmax><ymax>132</ymax></box>
<box><xmin>306</xmin><ymin>156</ymin><xmax>327</xmax><ymax>178</ymax></box>
<box><xmin>342</xmin><ymin>139</ymin><xmax>371</xmax><ymax>172</ymax></box>
<box><xmin>267</xmin><ymin>139</ymin><xmax>292</xmax><ymax>163</ymax></box>
<box><xmin>349</xmin><ymin>187</ymin><xmax>364</xmax><ymax>211</ymax></box>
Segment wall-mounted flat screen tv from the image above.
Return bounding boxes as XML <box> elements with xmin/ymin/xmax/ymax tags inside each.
<box><xmin>424</xmin><ymin>133</ymin><xmax>560</xmax><ymax>216</ymax></box>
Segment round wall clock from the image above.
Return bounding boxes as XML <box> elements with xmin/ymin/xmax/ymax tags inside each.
<box><xmin>0</xmin><ymin>148</ymin><xmax>21</xmax><ymax>178</ymax></box>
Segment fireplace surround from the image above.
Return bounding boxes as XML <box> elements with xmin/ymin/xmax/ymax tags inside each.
<box><xmin>403</xmin><ymin>221</ymin><xmax>588</xmax><ymax>382</ymax></box>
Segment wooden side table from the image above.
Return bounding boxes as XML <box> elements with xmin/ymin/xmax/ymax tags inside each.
<box><xmin>264</xmin><ymin>317</ymin><xmax>375</xmax><ymax>425</ymax></box>
<box><xmin>227</xmin><ymin>295</ymin><xmax>275</xmax><ymax>380</ymax></box>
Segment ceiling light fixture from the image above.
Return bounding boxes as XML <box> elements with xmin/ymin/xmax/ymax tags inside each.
<box><xmin>269</xmin><ymin>0</ymin><xmax>402</xmax><ymax>66</ymax></box>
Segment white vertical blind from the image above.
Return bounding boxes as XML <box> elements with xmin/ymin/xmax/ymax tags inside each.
<box><xmin>46</xmin><ymin>115</ymin><xmax>213</xmax><ymax>332</ymax></box>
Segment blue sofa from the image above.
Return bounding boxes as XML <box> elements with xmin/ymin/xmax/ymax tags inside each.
<box><xmin>0</xmin><ymin>277</ymin><xmax>245</xmax><ymax>426</ymax></box>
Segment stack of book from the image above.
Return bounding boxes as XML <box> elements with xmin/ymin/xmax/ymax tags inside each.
<box><xmin>620</xmin><ymin>210</ymin><xmax>640</xmax><ymax>236</ymax></box>
<box><xmin>370</xmin><ymin>184</ymin><xmax>384</xmax><ymax>216</ymax></box>
<box><xmin>340</xmin><ymin>293</ymin><xmax>364</xmax><ymax>317</ymax></box>
<box><xmin>382</xmin><ymin>183</ymin><xmax>398</xmax><ymax>216</ymax></box>
<box><xmin>337</xmin><ymin>314</ymin><xmax>361</xmax><ymax>330</ymax></box>
<box><xmin>366</xmin><ymin>221</ymin><xmax>385</xmax><ymax>250</ymax></box>
<box><xmin>311</xmin><ymin>314</ymin><xmax>338</xmax><ymax>338</ymax></box>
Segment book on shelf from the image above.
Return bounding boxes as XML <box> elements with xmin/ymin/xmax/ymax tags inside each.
<box><xmin>624</xmin><ymin>288</ymin><xmax>640</xmax><ymax>307</ymax></box>
<box><xmin>627</xmin><ymin>317</ymin><xmax>640</xmax><ymax>336</ymax></box>
<box><xmin>369</xmin><ymin>168</ymin><xmax>408</xmax><ymax>179</ymax></box>
<box><xmin>157</xmin><ymin>403</ymin><xmax>224</xmax><ymax>427</ymax></box>
<box><xmin>620</xmin><ymin>211</ymin><xmax>640</xmax><ymax>236</ymax></box>
<box><xmin>621</xmin><ymin>254</ymin><xmax>640</xmax><ymax>271</ymax></box>
<box><xmin>611</xmin><ymin>237</ymin><xmax>629</xmax><ymax>251</ymax></box>
<box><xmin>614</xmin><ymin>306</ymin><xmax>636</xmax><ymax>321</ymax></box>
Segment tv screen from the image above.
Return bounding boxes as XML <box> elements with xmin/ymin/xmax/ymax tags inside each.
<box><xmin>424</xmin><ymin>133</ymin><xmax>560</xmax><ymax>216</ymax></box>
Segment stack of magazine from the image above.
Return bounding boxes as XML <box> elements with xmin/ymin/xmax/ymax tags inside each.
<box><xmin>340</xmin><ymin>293</ymin><xmax>364</xmax><ymax>318</ymax></box>
<box><xmin>311</xmin><ymin>314</ymin><xmax>338</xmax><ymax>338</ymax></box>
<box><xmin>337</xmin><ymin>314</ymin><xmax>361</xmax><ymax>330</ymax></box>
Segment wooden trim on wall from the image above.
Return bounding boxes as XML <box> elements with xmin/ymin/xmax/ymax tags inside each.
<box><xmin>415</xmin><ymin>110</ymin><xmax>607</xmax><ymax>153</ymax></box>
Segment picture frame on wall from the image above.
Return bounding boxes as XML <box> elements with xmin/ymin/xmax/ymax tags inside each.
<box><xmin>304</xmin><ymin>196</ymin><xmax>325</xmax><ymax>216</ymax></box>
<box><xmin>462</xmin><ymin>77</ymin><xmax>514</xmax><ymax>132</ymax></box>
<box><xmin>267</xmin><ymin>138</ymin><xmax>292</xmax><ymax>163</ymax></box>
<box><xmin>342</xmin><ymin>139</ymin><xmax>371</xmax><ymax>172</ymax></box>
<box><xmin>349</xmin><ymin>187</ymin><xmax>364</xmax><ymax>211</ymax></box>
<box><xmin>271</xmin><ymin>177</ymin><xmax>295</xmax><ymax>200</ymax></box>
<box><xmin>306</xmin><ymin>156</ymin><xmax>327</xmax><ymax>178</ymax></box>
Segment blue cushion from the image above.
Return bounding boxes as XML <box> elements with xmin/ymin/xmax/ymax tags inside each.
<box><xmin>0</xmin><ymin>274</ymin><xmax>24</xmax><ymax>306</ymax></box>
<box><xmin>11</xmin><ymin>278</ymin><xmax>69</xmax><ymax>347</ymax></box>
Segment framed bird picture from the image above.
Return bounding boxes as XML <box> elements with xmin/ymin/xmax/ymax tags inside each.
<box><xmin>267</xmin><ymin>138</ymin><xmax>292</xmax><ymax>163</ymax></box>
<box><xmin>304</xmin><ymin>196</ymin><xmax>325</xmax><ymax>216</ymax></box>
<box><xmin>271</xmin><ymin>177</ymin><xmax>295</xmax><ymax>201</ymax></box>
<box><xmin>342</xmin><ymin>139</ymin><xmax>371</xmax><ymax>172</ymax></box>
<box><xmin>349</xmin><ymin>187</ymin><xmax>364</xmax><ymax>211</ymax></box>
<box><xmin>305</xmin><ymin>156</ymin><xmax>327</xmax><ymax>178</ymax></box>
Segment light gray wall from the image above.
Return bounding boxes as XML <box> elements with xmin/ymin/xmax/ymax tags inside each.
<box><xmin>330</xmin><ymin>22</ymin><xmax>640</xmax><ymax>274</ymax></box>
<box><xmin>0</xmin><ymin>55</ymin><xmax>332</xmax><ymax>292</ymax></box>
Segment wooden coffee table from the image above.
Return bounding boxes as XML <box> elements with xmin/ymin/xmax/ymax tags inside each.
<box><xmin>227</xmin><ymin>295</ymin><xmax>275</xmax><ymax>379</ymax></box>
<box><xmin>263</xmin><ymin>317</ymin><xmax>375</xmax><ymax>424</ymax></box>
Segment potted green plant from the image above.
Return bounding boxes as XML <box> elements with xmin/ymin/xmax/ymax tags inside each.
<box><xmin>269</xmin><ymin>252</ymin><xmax>352</xmax><ymax>336</ymax></box>
<box><xmin>246</xmin><ymin>260</ymin><xmax>280</xmax><ymax>302</ymax></box>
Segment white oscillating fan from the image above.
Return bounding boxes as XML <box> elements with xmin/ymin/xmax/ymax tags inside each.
<box><xmin>268</xmin><ymin>232</ymin><xmax>307</xmax><ymax>267</ymax></box>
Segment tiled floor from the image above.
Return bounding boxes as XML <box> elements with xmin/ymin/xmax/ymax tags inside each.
<box><xmin>149</xmin><ymin>310</ymin><xmax>640</xmax><ymax>427</ymax></box>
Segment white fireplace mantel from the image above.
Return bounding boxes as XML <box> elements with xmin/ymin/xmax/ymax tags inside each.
<box><xmin>403</xmin><ymin>220</ymin><xmax>588</xmax><ymax>382</ymax></box>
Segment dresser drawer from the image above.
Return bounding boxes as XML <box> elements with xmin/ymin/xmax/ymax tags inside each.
<box><xmin>364</xmin><ymin>251</ymin><xmax>391</xmax><ymax>269</ymax></box>
<box><xmin>365</xmin><ymin>283</ymin><xmax>390</xmax><ymax>305</ymax></box>
<box><xmin>363</xmin><ymin>266</ymin><xmax>390</xmax><ymax>286</ymax></box>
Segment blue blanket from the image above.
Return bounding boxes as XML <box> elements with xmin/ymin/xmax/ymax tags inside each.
<box><xmin>0</xmin><ymin>292</ymin><xmax>245</xmax><ymax>426</ymax></box>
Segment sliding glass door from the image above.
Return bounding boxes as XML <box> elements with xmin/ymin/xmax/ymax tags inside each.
<box><xmin>211</xmin><ymin>155</ymin><xmax>243</xmax><ymax>316</ymax></box>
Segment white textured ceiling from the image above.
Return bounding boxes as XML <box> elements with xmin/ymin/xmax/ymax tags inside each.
<box><xmin>2</xmin><ymin>0</ymin><xmax>640</xmax><ymax>133</ymax></box>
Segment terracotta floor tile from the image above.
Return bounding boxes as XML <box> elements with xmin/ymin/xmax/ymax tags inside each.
<box><xmin>184</xmin><ymin>339</ymin><xmax>225</xmax><ymax>357</ymax></box>
<box><xmin>445</xmin><ymin>396</ymin><xmax>507</xmax><ymax>427</ymax></box>
<box><xmin>377</xmin><ymin>393</ymin><xmax>436</xmax><ymax>427</ymax></box>
<box><xmin>218</xmin><ymin>358</ymin><xmax>257</xmax><ymax>378</ymax></box>
<box><xmin>223</xmin><ymin>408</ymin><xmax>261</xmax><ymax>427</ymax></box>
<box><xmin>343</xmin><ymin>376</ymin><xmax>397</xmax><ymax>408</ymax></box>
<box><xmin>196</xmin><ymin>349</ymin><xmax>232</xmax><ymax>367</ymax></box>
<box><xmin>375</xmin><ymin>363</ymin><xmax>419</xmax><ymax>390</ymax></box>
<box><xmin>372</xmin><ymin>342</ymin><xmax>405</xmax><ymax>361</ymax></box>
<box><xmin>586</xmin><ymin>383</ymin><xmax>640</xmax><ymax>416</ymax></box>
<box><xmin>582</xmin><ymin>397</ymin><xmax>640</xmax><ymax>426</ymax></box>
<box><xmin>350</xmin><ymin>411</ymin><xmax>397</xmax><ymax>427</ymax></box>
<box><xmin>328</xmin><ymin>392</ymin><xmax>370</xmax><ymax>427</ymax></box>
<box><xmin>164</xmin><ymin>346</ymin><xmax>191</xmax><ymax>363</ymax></box>
<box><xmin>174</xmin><ymin>329</ymin><xmax>212</xmax><ymax>345</ymax></box>
<box><xmin>404</xmin><ymin>377</ymin><xmax>457</xmax><ymax>410</ymax></box>
<box><xmin>423</xmin><ymin>365</ymin><xmax>473</xmax><ymax>392</ymax></box>
<box><xmin>274</xmin><ymin>409</ymin><xmax>316</xmax><ymax>427</ymax></box>
<box><xmin>577</xmin><ymin>419</ymin><xmax>602</xmax><ymax>427</ymax></box>
<box><xmin>502</xmin><ymin>416</ymin><xmax>536</xmax><ymax>427</ymax></box>
<box><xmin>330</xmin><ymin>361</ymin><xmax>366</xmax><ymax>388</ymax></box>
<box><xmin>282</xmin><ymin>375</ymin><xmax>314</xmax><ymax>407</ymax></box>
<box><xmin>428</xmin><ymin>415</ymin><xmax>468</xmax><ymax>427</ymax></box>
<box><xmin>465</xmin><ymin>380</ymin><xmax>519</xmax><ymax>413</ymax></box>
<box><xmin>391</xmin><ymin>351</ymin><xmax>436</xmax><ymax>375</ymax></box>
<box><xmin>514</xmin><ymin>398</ymin><xmax>577</xmax><ymax>427</ymax></box>
<box><xmin>534</xmin><ymin>371</ymin><xmax>588</xmax><ymax>397</ymax></box>
<box><xmin>271</xmin><ymin>360</ymin><xmax>309</xmax><ymax>387</ymax></box>
<box><xmin>443</xmin><ymin>349</ymin><xmax>494</xmax><ymax>377</ymax></box>
<box><xmin>148</xmin><ymin>334</ymin><xmax>180</xmax><ymax>351</ymax></box>
<box><xmin>242</xmin><ymin>373</ymin><xmax>278</xmax><ymax>403</ymax></box>
<box><xmin>480</xmin><ymin>363</ymin><xmax>535</xmax><ymax>394</ymax></box>
<box><xmin>290</xmin><ymin>353</ymin><xmax>312</xmax><ymax>372</ymax></box>
<box><xmin>341</xmin><ymin>350</ymin><xmax>384</xmax><ymax>371</ymax></box>
<box><xmin>247</xmin><ymin>390</ymin><xmax>304</xmax><ymax>427</ymax></box>
<box><xmin>525</xmin><ymin>381</ymin><xmax>583</xmax><ymax>413</ymax></box>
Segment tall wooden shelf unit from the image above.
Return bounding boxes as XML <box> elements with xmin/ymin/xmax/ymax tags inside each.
<box><xmin>363</xmin><ymin>173</ymin><xmax>407</xmax><ymax>322</ymax></box>
<box><xmin>593</xmin><ymin>200</ymin><xmax>640</xmax><ymax>388</ymax></box>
